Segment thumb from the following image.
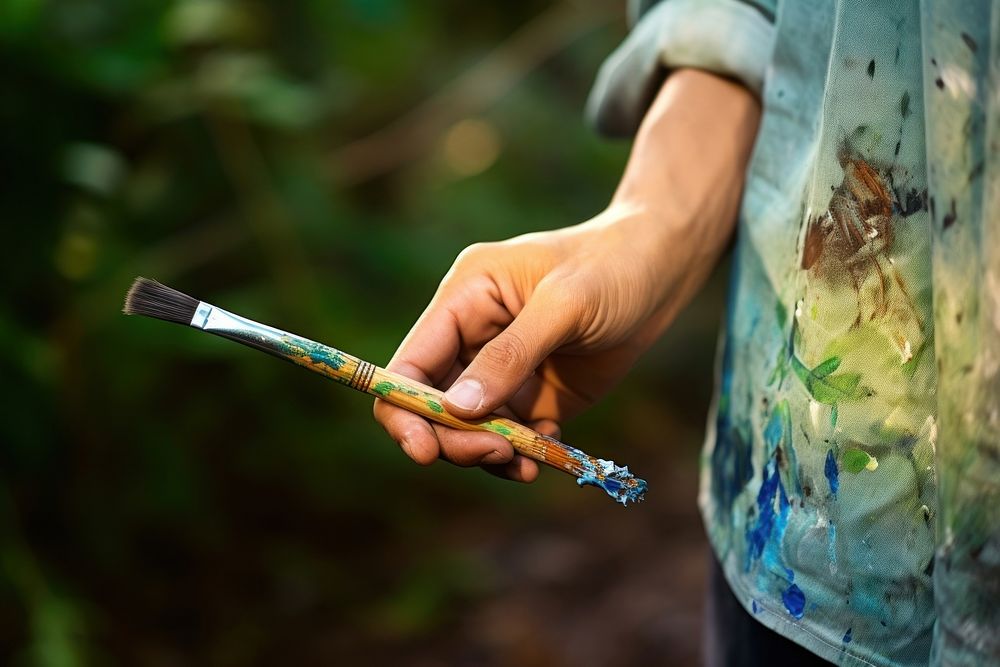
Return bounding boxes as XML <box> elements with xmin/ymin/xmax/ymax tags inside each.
<box><xmin>443</xmin><ymin>288</ymin><xmax>577</xmax><ymax>418</ymax></box>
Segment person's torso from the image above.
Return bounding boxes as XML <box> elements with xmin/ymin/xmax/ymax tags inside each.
<box><xmin>700</xmin><ymin>2</ymin><xmax>939</xmax><ymax>665</ymax></box>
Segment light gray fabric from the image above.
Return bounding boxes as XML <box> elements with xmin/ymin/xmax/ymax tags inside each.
<box><xmin>586</xmin><ymin>0</ymin><xmax>776</xmax><ymax>136</ymax></box>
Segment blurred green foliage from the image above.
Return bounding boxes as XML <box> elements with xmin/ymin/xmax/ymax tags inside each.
<box><xmin>0</xmin><ymin>1</ymin><xmax>724</xmax><ymax>664</ymax></box>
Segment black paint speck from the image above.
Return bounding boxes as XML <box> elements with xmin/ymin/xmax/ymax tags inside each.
<box><xmin>935</xmin><ymin>77</ymin><xmax>945</xmax><ymax>90</ymax></box>
<box><xmin>943</xmin><ymin>198</ymin><xmax>957</xmax><ymax>229</ymax></box>
<box><xmin>900</xmin><ymin>91</ymin><xmax>911</xmax><ymax>118</ymax></box>
<box><xmin>961</xmin><ymin>32</ymin><xmax>978</xmax><ymax>53</ymax></box>
<box><xmin>895</xmin><ymin>46</ymin><xmax>900</xmax><ymax>64</ymax></box>
<box><xmin>899</xmin><ymin>188</ymin><xmax>927</xmax><ymax>216</ymax></box>
<box><xmin>929</xmin><ymin>196</ymin><xmax>936</xmax><ymax>219</ymax></box>
<box><xmin>894</xmin><ymin>140</ymin><xmax>901</xmax><ymax>157</ymax></box>
<box><xmin>867</xmin><ymin>59</ymin><xmax>876</xmax><ymax>78</ymax></box>
<box><xmin>957</xmin><ymin>311</ymin><xmax>963</xmax><ymax>324</ymax></box>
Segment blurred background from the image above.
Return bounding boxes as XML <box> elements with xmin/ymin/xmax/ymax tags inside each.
<box><xmin>0</xmin><ymin>1</ymin><xmax>729</xmax><ymax>664</ymax></box>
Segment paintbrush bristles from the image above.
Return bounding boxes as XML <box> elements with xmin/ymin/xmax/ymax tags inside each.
<box><xmin>123</xmin><ymin>277</ymin><xmax>200</xmax><ymax>325</ymax></box>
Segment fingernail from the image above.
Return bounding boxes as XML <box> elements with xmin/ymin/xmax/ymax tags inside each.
<box><xmin>445</xmin><ymin>379</ymin><xmax>484</xmax><ymax>411</ymax></box>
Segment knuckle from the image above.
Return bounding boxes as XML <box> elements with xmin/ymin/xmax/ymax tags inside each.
<box><xmin>454</xmin><ymin>242</ymin><xmax>494</xmax><ymax>268</ymax></box>
<box><xmin>481</xmin><ymin>330</ymin><xmax>531</xmax><ymax>372</ymax></box>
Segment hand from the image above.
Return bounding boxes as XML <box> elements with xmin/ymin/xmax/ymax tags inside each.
<box><xmin>373</xmin><ymin>68</ymin><xmax>761</xmax><ymax>481</ymax></box>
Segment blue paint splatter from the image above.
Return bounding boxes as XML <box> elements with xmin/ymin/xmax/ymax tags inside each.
<box><xmin>745</xmin><ymin>405</ymin><xmax>796</xmax><ymax>580</ymax></box>
<box><xmin>710</xmin><ymin>425</ymin><xmax>754</xmax><ymax>517</ymax></box>
<box><xmin>825</xmin><ymin>449</ymin><xmax>839</xmax><ymax>496</ymax></box>
<box><xmin>764</xmin><ymin>406</ymin><xmax>785</xmax><ymax>455</ymax></box>
<box><xmin>828</xmin><ymin>522</ymin><xmax>838</xmax><ymax>568</ymax></box>
<box><xmin>282</xmin><ymin>336</ymin><xmax>347</xmax><ymax>370</ymax></box>
<box><xmin>552</xmin><ymin>435</ymin><xmax>646</xmax><ymax>505</ymax></box>
<box><xmin>843</xmin><ymin>627</ymin><xmax>853</xmax><ymax>643</ymax></box>
<box><xmin>710</xmin><ymin>338</ymin><xmax>753</xmax><ymax>518</ymax></box>
<box><xmin>746</xmin><ymin>458</ymin><xmax>782</xmax><ymax>564</ymax></box>
<box><xmin>782</xmin><ymin>583</ymin><xmax>806</xmax><ymax>619</ymax></box>
<box><xmin>752</xmin><ymin>600</ymin><xmax>760</xmax><ymax>614</ymax></box>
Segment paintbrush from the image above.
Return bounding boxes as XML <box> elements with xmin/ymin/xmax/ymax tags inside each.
<box><xmin>123</xmin><ymin>278</ymin><xmax>647</xmax><ymax>504</ymax></box>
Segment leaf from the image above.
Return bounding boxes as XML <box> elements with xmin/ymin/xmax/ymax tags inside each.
<box><xmin>842</xmin><ymin>448</ymin><xmax>873</xmax><ymax>474</ymax></box>
<box><xmin>791</xmin><ymin>355</ymin><xmax>864</xmax><ymax>405</ymax></box>
<box><xmin>811</xmin><ymin>356</ymin><xmax>842</xmax><ymax>378</ymax></box>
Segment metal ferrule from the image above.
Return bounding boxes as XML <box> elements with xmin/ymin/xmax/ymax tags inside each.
<box><xmin>189</xmin><ymin>301</ymin><xmax>295</xmax><ymax>359</ymax></box>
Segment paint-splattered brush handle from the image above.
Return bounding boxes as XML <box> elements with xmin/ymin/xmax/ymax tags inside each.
<box><xmin>192</xmin><ymin>301</ymin><xmax>646</xmax><ymax>504</ymax></box>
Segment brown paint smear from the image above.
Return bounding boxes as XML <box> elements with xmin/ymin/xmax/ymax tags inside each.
<box><xmin>801</xmin><ymin>145</ymin><xmax>921</xmax><ymax>330</ymax></box>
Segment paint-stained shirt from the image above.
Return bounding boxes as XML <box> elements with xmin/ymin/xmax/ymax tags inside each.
<box><xmin>587</xmin><ymin>1</ymin><xmax>1000</xmax><ymax>666</ymax></box>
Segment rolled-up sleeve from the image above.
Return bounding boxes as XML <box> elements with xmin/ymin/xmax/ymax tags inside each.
<box><xmin>586</xmin><ymin>0</ymin><xmax>777</xmax><ymax>137</ymax></box>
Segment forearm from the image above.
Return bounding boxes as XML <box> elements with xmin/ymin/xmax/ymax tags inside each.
<box><xmin>586</xmin><ymin>68</ymin><xmax>761</xmax><ymax>345</ymax></box>
<box><xmin>376</xmin><ymin>70</ymin><xmax>763</xmax><ymax>471</ymax></box>
<box><xmin>612</xmin><ymin>68</ymin><xmax>761</xmax><ymax>249</ymax></box>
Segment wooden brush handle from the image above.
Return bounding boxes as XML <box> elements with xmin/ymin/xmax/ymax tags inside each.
<box><xmin>366</xmin><ymin>367</ymin><xmax>588</xmax><ymax>475</ymax></box>
<box><xmin>279</xmin><ymin>337</ymin><xmax>590</xmax><ymax>478</ymax></box>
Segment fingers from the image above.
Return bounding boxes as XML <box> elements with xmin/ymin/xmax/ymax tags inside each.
<box><xmin>481</xmin><ymin>419</ymin><xmax>556</xmax><ymax>483</ymax></box>
<box><xmin>375</xmin><ymin>373</ymin><xmax>557</xmax><ymax>486</ymax></box>
<box><xmin>387</xmin><ymin>272</ymin><xmax>510</xmax><ymax>387</ymax></box>
<box><xmin>388</xmin><ymin>305</ymin><xmax>464</xmax><ymax>387</ymax></box>
<box><xmin>483</xmin><ymin>455</ymin><xmax>540</xmax><ymax>484</ymax></box>
<box><xmin>373</xmin><ymin>357</ymin><xmax>516</xmax><ymax>468</ymax></box>
<box><xmin>430</xmin><ymin>422</ymin><xmax>514</xmax><ymax>466</ymax></box>
<box><xmin>443</xmin><ymin>283</ymin><xmax>578</xmax><ymax>419</ymax></box>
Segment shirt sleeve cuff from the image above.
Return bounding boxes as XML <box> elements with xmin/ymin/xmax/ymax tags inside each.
<box><xmin>586</xmin><ymin>0</ymin><xmax>776</xmax><ymax>137</ymax></box>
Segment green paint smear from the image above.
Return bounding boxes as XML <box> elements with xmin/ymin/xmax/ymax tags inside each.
<box><xmin>901</xmin><ymin>342</ymin><xmax>927</xmax><ymax>378</ymax></box>
<box><xmin>811</xmin><ymin>356</ymin><xmax>842</xmax><ymax>378</ymax></box>
<box><xmin>372</xmin><ymin>381</ymin><xmax>395</xmax><ymax>397</ymax></box>
<box><xmin>774</xmin><ymin>300</ymin><xmax>788</xmax><ymax>328</ymax></box>
<box><xmin>842</xmin><ymin>448</ymin><xmax>872</xmax><ymax>474</ymax></box>
<box><xmin>483</xmin><ymin>422</ymin><xmax>513</xmax><ymax>436</ymax></box>
<box><xmin>426</xmin><ymin>400</ymin><xmax>443</xmax><ymax>413</ymax></box>
<box><xmin>791</xmin><ymin>355</ymin><xmax>864</xmax><ymax>404</ymax></box>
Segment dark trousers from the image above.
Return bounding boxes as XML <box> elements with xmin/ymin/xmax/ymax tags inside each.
<box><xmin>705</xmin><ymin>554</ymin><xmax>831</xmax><ymax>666</ymax></box>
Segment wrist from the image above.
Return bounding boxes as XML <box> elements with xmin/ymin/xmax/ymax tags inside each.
<box><xmin>607</xmin><ymin>68</ymin><xmax>761</xmax><ymax>251</ymax></box>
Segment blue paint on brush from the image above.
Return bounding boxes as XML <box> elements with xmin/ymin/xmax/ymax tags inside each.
<box><xmin>843</xmin><ymin>627</ymin><xmax>853</xmax><ymax>643</ymax></box>
<box><xmin>782</xmin><ymin>583</ymin><xmax>806</xmax><ymax>619</ymax></box>
<box><xmin>551</xmin><ymin>437</ymin><xmax>647</xmax><ymax>505</ymax></box>
<box><xmin>575</xmin><ymin>459</ymin><xmax>647</xmax><ymax>506</ymax></box>
<box><xmin>825</xmin><ymin>449</ymin><xmax>839</xmax><ymax>496</ymax></box>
